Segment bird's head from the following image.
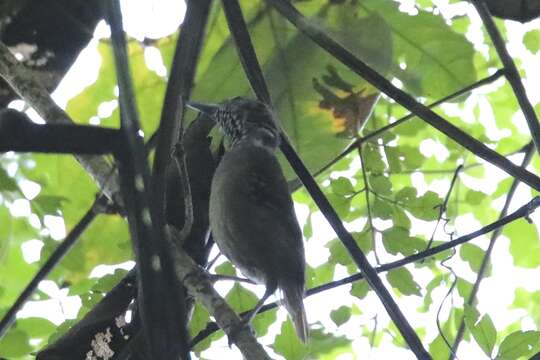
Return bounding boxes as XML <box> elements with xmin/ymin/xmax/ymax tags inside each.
<box><xmin>187</xmin><ymin>97</ymin><xmax>280</xmax><ymax>149</ymax></box>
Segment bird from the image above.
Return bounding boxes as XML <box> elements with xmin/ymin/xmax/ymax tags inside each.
<box><xmin>187</xmin><ymin>97</ymin><xmax>308</xmax><ymax>342</ymax></box>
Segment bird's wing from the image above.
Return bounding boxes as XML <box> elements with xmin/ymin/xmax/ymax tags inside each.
<box><xmin>245</xmin><ymin>152</ymin><xmax>303</xmax><ymax>243</ymax></box>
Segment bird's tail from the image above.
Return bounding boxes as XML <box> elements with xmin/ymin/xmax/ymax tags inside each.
<box><xmin>281</xmin><ymin>282</ymin><xmax>309</xmax><ymax>343</ymax></box>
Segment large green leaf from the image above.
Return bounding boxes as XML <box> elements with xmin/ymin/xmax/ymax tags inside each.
<box><xmin>464</xmin><ymin>305</ymin><xmax>497</xmax><ymax>358</ymax></box>
<box><xmin>496</xmin><ymin>330</ymin><xmax>540</xmax><ymax>360</ymax></box>
<box><xmin>504</xmin><ymin>220</ymin><xmax>540</xmax><ymax>269</ymax></box>
<box><xmin>273</xmin><ymin>319</ymin><xmax>309</xmax><ymax>360</ymax></box>
<box><xmin>357</xmin><ymin>0</ymin><xmax>476</xmax><ymax>99</ymax></box>
<box><xmin>191</xmin><ymin>1</ymin><xmax>393</xmax><ymax>178</ymax></box>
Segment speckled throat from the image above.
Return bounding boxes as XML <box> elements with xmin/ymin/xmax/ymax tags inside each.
<box><xmin>214</xmin><ymin>97</ymin><xmax>280</xmax><ymax>147</ymax></box>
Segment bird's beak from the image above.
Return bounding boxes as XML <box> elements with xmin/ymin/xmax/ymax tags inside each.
<box><xmin>186</xmin><ymin>101</ymin><xmax>220</xmax><ymax>118</ymax></box>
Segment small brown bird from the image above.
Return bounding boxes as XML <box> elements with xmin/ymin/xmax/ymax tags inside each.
<box><xmin>188</xmin><ymin>97</ymin><xmax>308</xmax><ymax>342</ymax></box>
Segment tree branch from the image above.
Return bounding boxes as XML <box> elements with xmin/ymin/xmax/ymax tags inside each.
<box><xmin>107</xmin><ymin>2</ymin><xmax>185</xmax><ymax>358</ymax></box>
<box><xmin>166</xmin><ymin>230</ymin><xmax>273</xmax><ymax>360</ymax></box>
<box><xmin>0</xmin><ymin>41</ymin><xmax>121</xmax><ymax>204</ymax></box>
<box><xmin>149</xmin><ymin>1</ymin><xmax>212</xmax><ymax>357</ymax></box>
<box><xmin>0</xmin><ymin>109</ymin><xmax>121</xmax><ymax>154</ymax></box>
<box><xmin>448</xmin><ymin>141</ymin><xmax>536</xmax><ymax>358</ymax></box>
<box><xmin>266</xmin><ymin>0</ymin><xmax>540</xmax><ymax>192</ymax></box>
<box><xmin>472</xmin><ymin>0</ymin><xmax>540</xmax><ymax>156</ymax></box>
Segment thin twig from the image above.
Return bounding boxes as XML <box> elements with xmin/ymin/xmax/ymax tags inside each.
<box><xmin>472</xmin><ymin>0</ymin><xmax>540</xmax><ymax>156</ymax></box>
<box><xmin>358</xmin><ymin>144</ymin><xmax>381</xmax><ymax>264</ymax></box>
<box><xmin>0</xmin><ymin>199</ymin><xmax>102</xmax><ymax>339</ymax></box>
<box><xmin>449</xmin><ymin>141</ymin><xmax>535</xmax><ymax>359</ymax></box>
<box><xmin>222</xmin><ymin>1</ymin><xmax>429</xmax><ymax>356</ymax></box>
<box><xmin>425</xmin><ymin>165</ymin><xmax>463</xmax><ymax>250</ymax></box>
<box><xmin>191</xmin><ymin>196</ymin><xmax>540</xmax><ymax>345</ymax></box>
<box><xmin>267</xmin><ymin>0</ymin><xmax>540</xmax><ymax>191</ymax></box>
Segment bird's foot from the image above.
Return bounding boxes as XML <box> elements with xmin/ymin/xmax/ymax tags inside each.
<box><xmin>227</xmin><ymin>317</ymin><xmax>255</xmax><ymax>347</ymax></box>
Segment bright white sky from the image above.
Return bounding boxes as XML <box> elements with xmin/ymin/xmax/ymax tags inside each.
<box><xmin>5</xmin><ymin>0</ymin><xmax>540</xmax><ymax>359</ymax></box>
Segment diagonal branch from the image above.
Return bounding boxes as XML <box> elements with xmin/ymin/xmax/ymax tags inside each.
<box><xmin>266</xmin><ymin>0</ymin><xmax>540</xmax><ymax>192</ymax></box>
<box><xmin>448</xmin><ymin>141</ymin><xmax>535</xmax><ymax>359</ymax></box>
<box><xmin>0</xmin><ymin>198</ymin><xmax>102</xmax><ymax>339</ymax></box>
<box><xmin>166</xmin><ymin>230</ymin><xmax>272</xmax><ymax>360</ymax></box>
<box><xmin>0</xmin><ymin>42</ymin><xmax>121</xmax><ymax>204</ymax></box>
<box><xmin>472</xmin><ymin>0</ymin><xmax>540</xmax><ymax>156</ymax></box>
<box><xmin>192</xmin><ymin>195</ymin><xmax>540</xmax><ymax>345</ymax></box>
<box><xmin>221</xmin><ymin>0</ymin><xmax>430</xmax><ymax>357</ymax></box>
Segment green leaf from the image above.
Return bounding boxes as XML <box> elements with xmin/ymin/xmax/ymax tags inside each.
<box><xmin>363</xmin><ymin>143</ymin><xmax>387</xmax><ymax>174</ymax></box>
<box><xmin>511</xmin><ymin>288</ymin><xmax>540</xmax><ymax>328</ymax></box>
<box><xmin>307</xmin><ymin>328</ymin><xmax>352</xmax><ymax>358</ymax></box>
<box><xmin>400</xmin><ymin>146</ymin><xmax>425</xmax><ymax>170</ymax></box>
<box><xmin>225</xmin><ymin>284</ymin><xmax>276</xmax><ymax>337</ymax></box>
<box><xmin>382</xmin><ymin>227</ymin><xmax>426</xmax><ymax>256</ymax></box>
<box><xmin>66</xmin><ymin>43</ymin><xmax>117</xmax><ymax>124</ymax></box>
<box><xmin>350</xmin><ymin>281</ymin><xmax>369</xmax><ymax>300</ymax></box>
<box><xmin>330</xmin><ymin>306</ymin><xmax>352</xmax><ymax>327</ymax></box>
<box><xmin>465</xmin><ymin>190</ymin><xmax>487</xmax><ymax>205</ymax></box>
<box><xmin>353</xmin><ymin>231</ymin><xmax>373</xmax><ymax>254</ymax></box>
<box><xmin>274</xmin><ymin>319</ymin><xmax>309</xmax><ymax>360</ymax></box>
<box><xmin>369</xmin><ymin>174</ymin><xmax>393</xmax><ymax>196</ymax></box>
<box><xmin>496</xmin><ymin>330</ymin><xmax>540</xmax><ymax>360</ymax></box>
<box><xmin>0</xmin><ymin>206</ymin><xmax>13</xmax><ymax>254</ymax></box>
<box><xmin>396</xmin><ymin>186</ymin><xmax>417</xmax><ymax>203</ymax></box>
<box><xmin>472</xmin><ymin>315</ymin><xmax>497</xmax><ymax>357</ymax></box>
<box><xmin>31</xmin><ymin>194</ymin><xmax>67</xmax><ymax>217</ymax></box>
<box><xmin>386</xmin><ymin>268</ymin><xmax>421</xmax><ymax>296</ymax></box>
<box><xmin>327</xmin><ymin>239</ymin><xmax>351</xmax><ymax>266</ymax></box>
<box><xmin>460</xmin><ymin>243</ymin><xmax>485</xmax><ymax>273</ymax></box>
<box><xmin>91</xmin><ymin>269</ymin><xmax>129</xmax><ymax>293</ymax></box>
<box><xmin>524</xmin><ymin>29</ymin><xmax>540</xmax><ymax>53</ymax></box>
<box><xmin>326</xmin><ymin>193</ymin><xmax>351</xmax><ymax>219</ymax></box>
<box><xmin>456</xmin><ymin>278</ymin><xmax>473</xmax><ymax>301</ymax></box>
<box><xmin>189</xmin><ymin>303</ymin><xmax>213</xmax><ymax>353</ymax></box>
<box><xmin>372</xmin><ymin>197</ymin><xmax>393</xmax><ymax>220</ymax></box>
<box><xmin>406</xmin><ymin>191</ymin><xmax>442</xmax><ymax>221</ymax></box>
<box><xmin>331</xmin><ymin>177</ymin><xmax>355</xmax><ymax>196</ymax></box>
<box><xmin>392</xmin><ymin>207</ymin><xmax>411</xmax><ymax>229</ymax></box>
<box><xmin>384</xmin><ymin>146</ymin><xmax>402</xmax><ymax>173</ymax></box>
<box><xmin>464</xmin><ymin>305</ymin><xmax>497</xmax><ymax>357</ymax></box>
<box><xmin>0</xmin><ymin>329</ymin><xmax>33</xmax><ymax>358</ymax></box>
<box><xmin>306</xmin><ymin>263</ymin><xmax>335</xmax><ymax>288</ymax></box>
<box><xmin>215</xmin><ymin>261</ymin><xmax>236</xmax><ymax>276</ymax></box>
<box><xmin>504</xmin><ymin>220</ymin><xmax>540</xmax><ymax>268</ymax></box>
<box><xmin>16</xmin><ymin>317</ymin><xmax>56</xmax><ymax>338</ymax></box>
<box><xmin>0</xmin><ymin>167</ymin><xmax>19</xmax><ymax>192</ymax></box>
<box><xmin>419</xmin><ymin>274</ymin><xmax>444</xmax><ymax>312</ymax></box>
<box><xmin>303</xmin><ymin>213</ymin><xmax>313</xmax><ymax>239</ymax></box>
<box><xmin>360</xmin><ymin>0</ymin><xmax>476</xmax><ymax>98</ymax></box>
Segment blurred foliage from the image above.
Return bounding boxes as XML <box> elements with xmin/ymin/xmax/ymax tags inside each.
<box><xmin>1</xmin><ymin>0</ymin><xmax>540</xmax><ymax>359</ymax></box>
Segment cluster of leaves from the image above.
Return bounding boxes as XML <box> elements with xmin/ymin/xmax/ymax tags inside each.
<box><xmin>1</xmin><ymin>0</ymin><xmax>540</xmax><ymax>359</ymax></box>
